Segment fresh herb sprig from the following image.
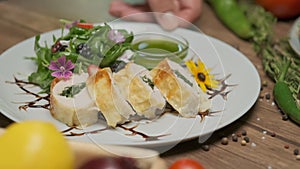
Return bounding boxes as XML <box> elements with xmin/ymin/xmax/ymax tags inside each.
<box><xmin>241</xmin><ymin>2</ymin><xmax>300</xmax><ymax>124</ymax></box>
<box><xmin>243</xmin><ymin>3</ymin><xmax>300</xmax><ymax>102</ymax></box>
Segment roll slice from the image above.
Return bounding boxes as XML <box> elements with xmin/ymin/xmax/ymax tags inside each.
<box><xmin>150</xmin><ymin>59</ymin><xmax>211</xmax><ymax>117</ymax></box>
<box><xmin>113</xmin><ymin>62</ymin><xmax>166</xmax><ymax>119</ymax></box>
<box><xmin>86</xmin><ymin>67</ymin><xmax>135</xmax><ymax>127</ymax></box>
<box><xmin>50</xmin><ymin>73</ymin><xmax>99</xmax><ymax>128</ymax></box>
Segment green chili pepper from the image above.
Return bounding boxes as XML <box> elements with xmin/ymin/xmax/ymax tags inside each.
<box><xmin>208</xmin><ymin>0</ymin><xmax>253</xmax><ymax>39</ymax></box>
<box><xmin>273</xmin><ymin>60</ymin><xmax>300</xmax><ymax>125</ymax></box>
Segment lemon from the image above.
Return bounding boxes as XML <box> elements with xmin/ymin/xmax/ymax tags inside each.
<box><xmin>0</xmin><ymin>121</ymin><xmax>74</xmax><ymax>169</ymax></box>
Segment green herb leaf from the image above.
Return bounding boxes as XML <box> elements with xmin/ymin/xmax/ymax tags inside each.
<box><xmin>174</xmin><ymin>70</ymin><xmax>193</xmax><ymax>87</ymax></box>
<box><xmin>60</xmin><ymin>82</ymin><xmax>86</xmax><ymax>98</ymax></box>
<box><xmin>141</xmin><ymin>75</ymin><xmax>154</xmax><ymax>89</ymax></box>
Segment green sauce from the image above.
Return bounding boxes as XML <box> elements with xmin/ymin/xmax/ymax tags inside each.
<box><xmin>132</xmin><ymin>39</ymin><xmax>183</xmax><ymax>53</ymax></box>
<box><xmin>131</xmin><ymin>39</ymin><xmax>188</xmax><ymax>69</ymax></box>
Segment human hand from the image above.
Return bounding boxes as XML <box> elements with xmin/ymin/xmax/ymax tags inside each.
<box><xmin>109</xmin><ymin>0</ymin><xmax>203</xmax><ymax>30</ymax></box>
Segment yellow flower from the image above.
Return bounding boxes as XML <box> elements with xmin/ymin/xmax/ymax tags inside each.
<box><xmin>185</xmin><ymin>59</ymin><xmax>219</xmax><ymax>92</ymax></box>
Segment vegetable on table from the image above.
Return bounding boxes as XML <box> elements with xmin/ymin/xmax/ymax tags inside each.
<box><xmin>210</xmin><ymin>0</ymin><xmax>300</xmax><ymax>125</ymax></box>
<box><xmin>207</xmin><ymin>0</ymin><xmax>253</xmax><ymax>39</ymax></box>
<box><xmin>169</xmin><ymin>158</ymin><xmax>205</xmax><ymax>169</ymax></box>
<box><xmin>242</xmin><ymin>3</ymin><xmax>300</xmax><ymax>125</ymax></box>
<box><xmin>255</xmin><ymin>0</ymin><xmax>300</xmax><ymax>19</ymax></box>
<box><xmin>273</xmin><ymin>60</ymin><xmax>300</xmax><ymax>125</ymax></box>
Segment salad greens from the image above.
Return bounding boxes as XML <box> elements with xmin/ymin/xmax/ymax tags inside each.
<box><xmin>27</xmin><ymin>20</ymin><xmax>133</xmax><ymax>93</ymax></box>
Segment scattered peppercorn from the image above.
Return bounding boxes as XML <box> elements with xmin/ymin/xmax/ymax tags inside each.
<box><xmin>282</xmin><ymin>114</ymin><xmax>289</xmax><ymax>121</ymax></box>
<box><xmin>294</xmin><ymin>149</ymin><xmax>299</xmax><ymax>155</ymax></box>
<box><xmin>265</xmin><ymin>93</ymin><xmax>271</xmax><ymax>100</ymax></box>
<box><xmin>221</xmin><ymin>137</ymin><xmax>229</xmax><ymax>145</ymax></box>
<box><xmin>201</xmin><ymin>144</ymin><xmax>210</xmax><ymax>151</ymax></box>
<box><xmin>262</xmin><ymin>80</ymin><xmax>268</xmax><ymax>87</ymax></box>
<box><xmin>244</xmin><ymin>137</ymin><xmax>250</xmax><ymax>143</ymax></box>
<box><xmin>259</xmin><ymin>94</ymin><xmax>264</xmax><ymax>99</ymax></box>
<box><xmin>241</xmin><ymin>130</ymin><xmax>247</xmax><ymax>136</ymax></box>
<box><xmin>296</xmin><ymin>155</ymin><xmax>300</xmax><ymax>160</ymax></box>
<box><xmin>241</xmin><ymin>140</ymin><xmax>247</xmax><ymax>146</ymax></box>
<box><xmin>270</xmin><ymin>132</ymin><xmax>276</xmax><ymax>137</ymax></box>
<box><xmin>284</xmin><ymin>145</ymin><xmax>289</xmax><ymax>149</ymax></box>
<box><xmin>232</xmin><ymin>135</ymin><xmax>238</xmax><ymax>142</ymax></box>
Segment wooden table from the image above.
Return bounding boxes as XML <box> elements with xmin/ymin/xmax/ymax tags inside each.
<box><xmin>0</xmin><ymin>1</ymin><xmax>299</xmax><ymax>169</ymax></box>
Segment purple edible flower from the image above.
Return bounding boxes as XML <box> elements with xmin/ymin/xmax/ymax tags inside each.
<box><xmin>108</xmin><ymin>29</ymin><xmax>125</xmax><ymax>44</ymax></box>
<box><xmin>65</xmin><ymin>20</ymin><xmax>80</xmax><ymax>29</ymax></box>
<box><xmin>48</xmin><ymin>55</ymin><xmax>75</xmax><ymax>79</ymax></box>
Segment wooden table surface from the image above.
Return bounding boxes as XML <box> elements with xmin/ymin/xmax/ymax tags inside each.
<box><xmin>0</xmin><ymin>1</ymin><xmax>299</xmax><ymax>169</ymax></box>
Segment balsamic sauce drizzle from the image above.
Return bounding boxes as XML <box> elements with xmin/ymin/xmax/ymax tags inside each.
<box><xmin>61</xmin><ymin>124</ymin><xmax>170</xmax><ymax>141</ymax></box>
<box><xmin>62</xmin><ymin>126</ymin><xmax>110</xmax><ymax>137</ymax></box>
<box><xmin>6</xmin><ymin>77</ymin><xmax>50</xmax><ymax>110</ymax></box>
<box><xmin>117</xmin><ymin>124</ymin><xmax>171</xmax><ymax>141</ymax></box>
<box><xmin>207</xmin><ymin>74</ymin><xmax>237</xmax><ymax>100</ymax></box>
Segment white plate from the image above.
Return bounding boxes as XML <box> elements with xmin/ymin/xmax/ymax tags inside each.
<box><xmin>289</xmin><ymin>16</ymin><xmax>300</xmax><ymax>56</ymax></box>
<box><xmin>0</xmin><ymin>22</ymin><xmax>260</xmax><ymax>149</ymax></box>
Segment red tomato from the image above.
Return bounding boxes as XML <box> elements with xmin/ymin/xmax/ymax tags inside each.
<box><xmin>256</xmin><ymin>0</ymin><xmax>300</xmax><ymax>19</ymax></box>
<box><xmin>169</xmin><ymin>159</ymin><xmax>205</xmax><ymax>169</ymax></box>
<box><xmin>77</xmin><ymin>22</ymin><xmax>94</xmax><ymax>29</ymax></box>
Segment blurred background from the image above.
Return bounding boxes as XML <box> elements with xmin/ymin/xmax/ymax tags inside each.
<box><xmin>9</xmin><ymin>0</ymin><xmax>115</xmax><ymax>22</ymax></box>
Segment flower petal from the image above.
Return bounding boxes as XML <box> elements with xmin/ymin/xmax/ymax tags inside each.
<box><xmin>65</xmin><ymin>60</ymin><xmax>75</xmax><ymax>70</ymax></box>
<box><xmin>57</xmin><ymin>55</ymin><xmax>67</xmax><ymax>66</ymax></box>
<box><xmin>51</xmin><ymin>71</ymin><xmax>64</xmax><ymax>78</ymax></box>
<box><xmin>197</xmin><ymin>59</ymin><xmax>206</xmax><ymax>70</ymax></box>
<box><xmin>48</xmin><ymin>61</ymin><xmax>60</xmax><ymax>71</ymax></box>
<box><xmin>108</xmin><ymin>30</ymin><xmax>125</xmax><ymax>44</ymax></box>
<box><xmin>62</xmin><ymin>71</ymin><xmax>73</xmax><ymax>79</ymax></box>
<box><xmin>199</xmin><ymin>82</ymin><xmax>207</xmax><ymax>92</ymax></box>
<box><xmin>185</xmin><ymin>60</ymin><xmax>197</xmax><ymax>73</ymax></box>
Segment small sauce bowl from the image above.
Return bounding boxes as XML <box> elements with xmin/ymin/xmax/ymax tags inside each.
<box><xmin>131</xmin><ymin>33</ymin><xmax>189</xmax><ymax>69</ymax></box>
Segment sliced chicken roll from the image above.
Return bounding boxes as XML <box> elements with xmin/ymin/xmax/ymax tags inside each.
<box><xmin>150</xmin><ymin>59</ymin><xmax>211</xmax><ymax>117</ymax></box>
<box><xmin>86</xmin><ymin>67</ymin><xmax>135</xmax><ymax>127</ymax></box>
<box><xmin>50</xmin><ymin>73</ymin><xmax>99</xmax><ymax>128</ymax></box>
<box><xmin>113</xmin><ymin>62</ymin><xmax>166</xmax><ymax>119</ymax></box>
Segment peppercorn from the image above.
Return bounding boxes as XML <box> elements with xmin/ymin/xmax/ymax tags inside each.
<box><xmin>243</xmin><ymin>137</ymin><xmax>250</xmax><ymax>143</ymax></box>
<box><xmin>282</xmin><ymin>114</ymin><xmax>289</xmax><ymax>121</ymax></box>
<box><xmin>221</xmin><ymin>137</ymin><xmax>228</xmax><ymax>145</ymax></box>
<box><xmin>201</xmin><ymin>144</ymin><xmax>210</xmax><ymax>151</ymax></box>
<box><xmin>232</xmin><ymin>134</ymin><xmax>238</xmax><ymax>142</ymax></box>
<box><xmin>294</xmin><ymin>149</ymin><xmax>299</xmax><ymax>155</ymax></box>
<box><xmin>241</xmin><ymin>140</ymin><xmax>247</xmax><ymax>146</ymax></box>
<box><xmin>262</xmin><ymin>80</ymin><xmax>268</xmax><ymax>87</ymax></box>
<box><xmin>265</xmin><ymin>93</ymin><xmax>271</xmax><ymax>100</ymax></box>
<box><xmin>241</xmin><ymin>130</ymin><xmax>247</xmax><ymax>136</ymax></box>
<box><xmin>270</xmin><ymin>132</ymin><xmax>276</xmax><ymax>137</ymax></box>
